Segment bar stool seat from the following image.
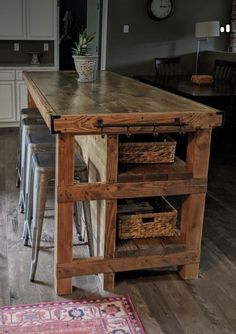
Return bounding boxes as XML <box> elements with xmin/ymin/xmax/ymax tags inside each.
<box><xmin>18</xmin><ymin>117</ymin><xmax>48</xmax><ymax>212</ymax></box>
<box><xmin>29</xmin><ymin>150</ymin><xmax>94</xmax><ymax>281</ymax></box>
<box><xmin>21</xmin><ymin>107</ymin><xmax>41</xmax><ymax>119</ymax></box>
<box><xmin>16</xmin><ymin>108</ymin><xmax>42</xmax><ymax>188</ymax></box>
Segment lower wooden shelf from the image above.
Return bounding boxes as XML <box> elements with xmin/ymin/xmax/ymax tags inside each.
<box><xmin>115</xmin><ymin>231</ymin><xmax>185</xmax><ymax>258</ymax></box>
<box><xmin>57</xmin><ymin>242</ymin><xmax>198</xmax><ymax>279</ymax></box>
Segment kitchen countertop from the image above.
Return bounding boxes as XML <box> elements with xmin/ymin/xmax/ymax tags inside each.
<box><xmin>23</xmin><ymin>70</ymin><xmax>222</xmax><ymax>133</ymax></box>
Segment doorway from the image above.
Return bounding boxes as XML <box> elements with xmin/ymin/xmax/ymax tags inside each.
<box><xmin>59</xmin><ymin>0</ymin><xmax>102</xmax><ymax>70</ymax></box>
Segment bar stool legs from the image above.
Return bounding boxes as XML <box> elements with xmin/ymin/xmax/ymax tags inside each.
<box><xmin>79</xmin><ymin>169</ymin><xmax>94</xmax><ymax>258</ymax></box>
<box><xmin>29</xmin><ymin>151</ymin><xmax>94</xmax><ymax>281</ymax></box>
<box><xmin>82</xmin><ymin>201</ymin><xmax>94</xmax><ymax>257</ymax></box>
<box><xmin>30</xmin><ymin>171</ymin><xmax>52</xmax><ymax>281</ymax></box>
<box><xmin>74</xmin><ymin>202</ymin><xmax>83</xmax><ymax>241</ymax></box>
<box><xmin>16</xmin><ymin>155</ymin><xmax>21</xmax><ymax>188</ymax></box>
<box><xmin>23</xmin><ymin>163</ymin><xmax>34</xmax><ymax>246</ymax></box>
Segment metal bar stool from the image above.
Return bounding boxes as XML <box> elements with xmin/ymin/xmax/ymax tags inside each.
<box><xmin>22</xmin><ymin>133</ymin><xmax>90</xmax><ymax>247</ymax></box>
<box><xmin>16</xmin><ymin>108</ymin><xmax>42</xmax><ymax>188</ymax></box>
<box><xmin>18</xmin><ymin>117</ymin><xmax>48</xmax><ymax>213</ymax></box>
<box><xmin>29</xmin><ymin>150</ymin><xmax>94</xmax><ymax>281</ymax></box>
<box><xmin>23</xmin><ymin>131</ymin><xmax>56</xmax><ymax>246</ymax></box>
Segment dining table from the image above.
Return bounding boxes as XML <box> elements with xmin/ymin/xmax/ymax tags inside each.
<box><xmin>133</xmin><ymin>74</ymin><xmax>235</xmax><ymax>108</ymax></box>
<box><xmin>23</xmin><ymin>70</ymin><xmax>222</xmax><ymax>296</ymax></box>
<box><xmin>134</xmin><ymin>74</ymin><xmax>236</xmax><ymax>159</ymax></box>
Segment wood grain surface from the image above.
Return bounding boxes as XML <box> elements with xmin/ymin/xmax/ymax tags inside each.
<box><xmin>23</xmin><ymin>71</ymin><xmax>223</xmax><ymax>134</ymax></box>
<box><xmin>179</xmin><ymin>130</ymin><xmax>212</xmax><ymax>279</ymax></box>
<box><xmin>57</xmin><ymin>178</ymin><xmax>207</xmax><ymax>202</ymax></box>
<box><xmin>103</xmin><ymin>135</ymin><xmax>119</xmax><ymax>291</ymax></box>
<box><xmin>56</xmin><ymin>251</ymin><xmax>199</xmax><ymax>278</ymax></box>
<box><xmin>54</xmin><ymin>134</ymin><xmax>74</xmax><ymax>295</ymax></box>
<box><xmin>118</xmin><ymin>156</ymin><xmax>193</xmax><ymax>182</ymax></box>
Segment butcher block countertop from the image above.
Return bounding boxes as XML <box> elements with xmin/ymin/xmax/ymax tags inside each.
<box><xmin>23</xmin><ymin>70</ymin><xmax>222</xmax><ymax>135</ymax></box>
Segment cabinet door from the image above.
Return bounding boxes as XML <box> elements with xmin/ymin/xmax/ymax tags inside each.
<box><xmin>27</xmin><ymin>0</ymin><xmax>57</xmax><ymax>40</ymax></box>
<box><xmin>0</xmin><ymin>82</ymin><xmax>16</xmax><ymax>122</ymax></box>
<box><xmin>16</xmin><ymin>81</ymin><xmax>28</xmax><ymax>122</ymax></box>
<box><xmin>0</xmin><ymin>0</ymin><xmax>26</xmax><ymax>39</ymax></box>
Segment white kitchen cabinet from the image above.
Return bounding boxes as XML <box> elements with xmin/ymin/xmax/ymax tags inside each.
<box><xmin>0</xmin><ymin>82</ymin><xmax>16</xmax><ymax>122</ymax></box>
<box><xmin>0</xmin><ymin>70</ymin><xmax>15</xmax><ymax>81</ymax></box>
<box><xmin>0</xmin><ymin>67</ymin><xmax>57</xmax><ymax>127</ymax></box>
<box><xmin>27</xmin><ymin>0</ymin><xmax>57</xmax><ymax>40</ymax></box>
<box><xmin>0</xmin><ymin>0</ymin><xmax>57</xmax><ymax>40</ymax></box>
<box><xmin>16</xmin><ymin>81</ymin><xmax>28</xmax><ymax>121</ymax></box>
<box><xmin>0</xmin><ymin>0</ymin><xmax>26</xmax><ymax>39</ymax></box>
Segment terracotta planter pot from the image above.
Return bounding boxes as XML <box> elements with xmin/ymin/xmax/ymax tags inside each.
<box><xmin>72</xmin><ymin>55</ymin><xmax>97</xmax><ymax>82</ymax></box>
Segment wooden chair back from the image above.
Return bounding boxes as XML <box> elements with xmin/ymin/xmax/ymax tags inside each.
<box><xmin>154</xmin><ymin>57</ymin><xmax>181</xmax><ymax>76</ymax></box>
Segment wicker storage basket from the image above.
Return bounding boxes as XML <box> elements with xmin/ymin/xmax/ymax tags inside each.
<box><xmin>119</xmin><ymin>134</ymin><xmax>176</xmax><ymax>164</ymax></box>
<box><xmin>118</xmin><ymin>197</ymin><xmax>177</xmax><ymax>239</ymax></box>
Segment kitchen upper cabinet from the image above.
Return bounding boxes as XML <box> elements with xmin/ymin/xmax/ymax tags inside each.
<box><xmin>0</xmin><ymin>0</ymin><xmax>57</xmax><ymax>40</ymax></box>
<box><xmin>27</xmin><ymin>0</ymin><xmax>57</xmax><ymax>40</ymax></box>
<box><xmin>0</xmin><ymin>0</ymin><xmax>26</xmax><ymax>39</ymax></box>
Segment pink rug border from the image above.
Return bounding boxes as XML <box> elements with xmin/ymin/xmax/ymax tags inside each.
<box><xmin>123</xmin><ymin>295</ymin><xmax>147</xmax><ymax>334</ymax></box>
<box><xmin>0</xmin><ymin>295</ymin><xmax>146</xmax><ymax>334</ymax></box>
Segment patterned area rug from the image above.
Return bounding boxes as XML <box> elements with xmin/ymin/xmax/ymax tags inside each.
<box><xmin>0</xmin><ymin>296</ymin><xmax>146</xmax><ymax>334</ymax></box>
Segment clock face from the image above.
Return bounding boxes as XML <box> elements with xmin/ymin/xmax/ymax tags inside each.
<box><xmin>147</xmin><ymin>0</ymin><xmax>173</xmax><ymax>20</ymax></box>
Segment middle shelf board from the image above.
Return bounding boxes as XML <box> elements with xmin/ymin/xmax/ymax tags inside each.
<box><xmin>118</xmin><ymin>156</ymin><xmax>193</xmax><ymax>183</ymax></box>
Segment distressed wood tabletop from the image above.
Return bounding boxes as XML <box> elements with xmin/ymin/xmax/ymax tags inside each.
<box><xmin>23</xmin><ymin>70</ymin><xmax>222</xmax><ymax>134</ymax></box>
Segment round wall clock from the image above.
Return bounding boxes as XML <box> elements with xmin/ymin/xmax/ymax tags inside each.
<box><xmin>147</xmin><ymin>0</ymin><xmax>173</xmax><ymax>21</ymax></box>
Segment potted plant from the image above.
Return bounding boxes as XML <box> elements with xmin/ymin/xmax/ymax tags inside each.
<box><xmin>72</xmin><ymin>29</ymin><xmax>97</xmax><ymax>82</ymax></box>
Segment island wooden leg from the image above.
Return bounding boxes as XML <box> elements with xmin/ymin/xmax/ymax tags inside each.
<box><xmin>103</xmin><ymin>200</ymin><xmax>117</xmax><ymax>290</ymax></box>
<box><xmin>179</xmin><ymin>130</ymin><xmax>212</xmax><ymax>279</ymax></box>
<box><xmin>28</xmin><ymin>91</ymin><xmax>36</xmax><ymax>108</ymax></box>
<box><xmin>103</xmin><ymin>135</ymin><xmax>118</xmax><ymax>291</ymax></box>
<box><xmin>55</xmin><ymin>134</ymin><xmax>74</xmax><ymax>295</ymax></box>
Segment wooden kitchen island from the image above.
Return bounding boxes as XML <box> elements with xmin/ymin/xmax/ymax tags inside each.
<box><xmin>23</xmin><ymin>70</ymin><xmax>222</xmax><ymax>296</ymax></box>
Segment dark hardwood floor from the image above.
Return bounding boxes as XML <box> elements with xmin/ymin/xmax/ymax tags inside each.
<box><xmin>0</xmin><ymin>128</ymin><xmax>236</xmax><ymax>334</ymax></box>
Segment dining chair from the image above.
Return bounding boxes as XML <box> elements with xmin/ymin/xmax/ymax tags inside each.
<box><xmin>213</xmin><ymin>60</ymin><xmax>236</xmax><ymax>160</ymax></box>
<box><xmin>154</xmin><ymin>57</ymin><xmax>181</xmax><ymax>77</ymax></box>
<box><xmin>213</xmin><ymin>59</ymin><xmax>236</xmax><ymax>82</ymax></box>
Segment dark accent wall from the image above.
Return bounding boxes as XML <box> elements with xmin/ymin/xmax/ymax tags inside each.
<box><xmin>106</xmin><ymin>0</ymin><xmax>232</xmax><ymax>76</ymax></box>
<box><xmin>199</xmin><ymin>50</ymin><xmax>236</xmax><ymax>74</ymax></box>
<box><xmin>0</xmin><ymin>41</ymin><xmax>54</xmax><ymax>65</ymax></box>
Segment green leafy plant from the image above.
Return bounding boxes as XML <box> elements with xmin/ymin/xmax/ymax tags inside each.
<box><xmin>72</xmin><ymin>29</ymin><xmax>96</xmax><ymax>56</ymax></box>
